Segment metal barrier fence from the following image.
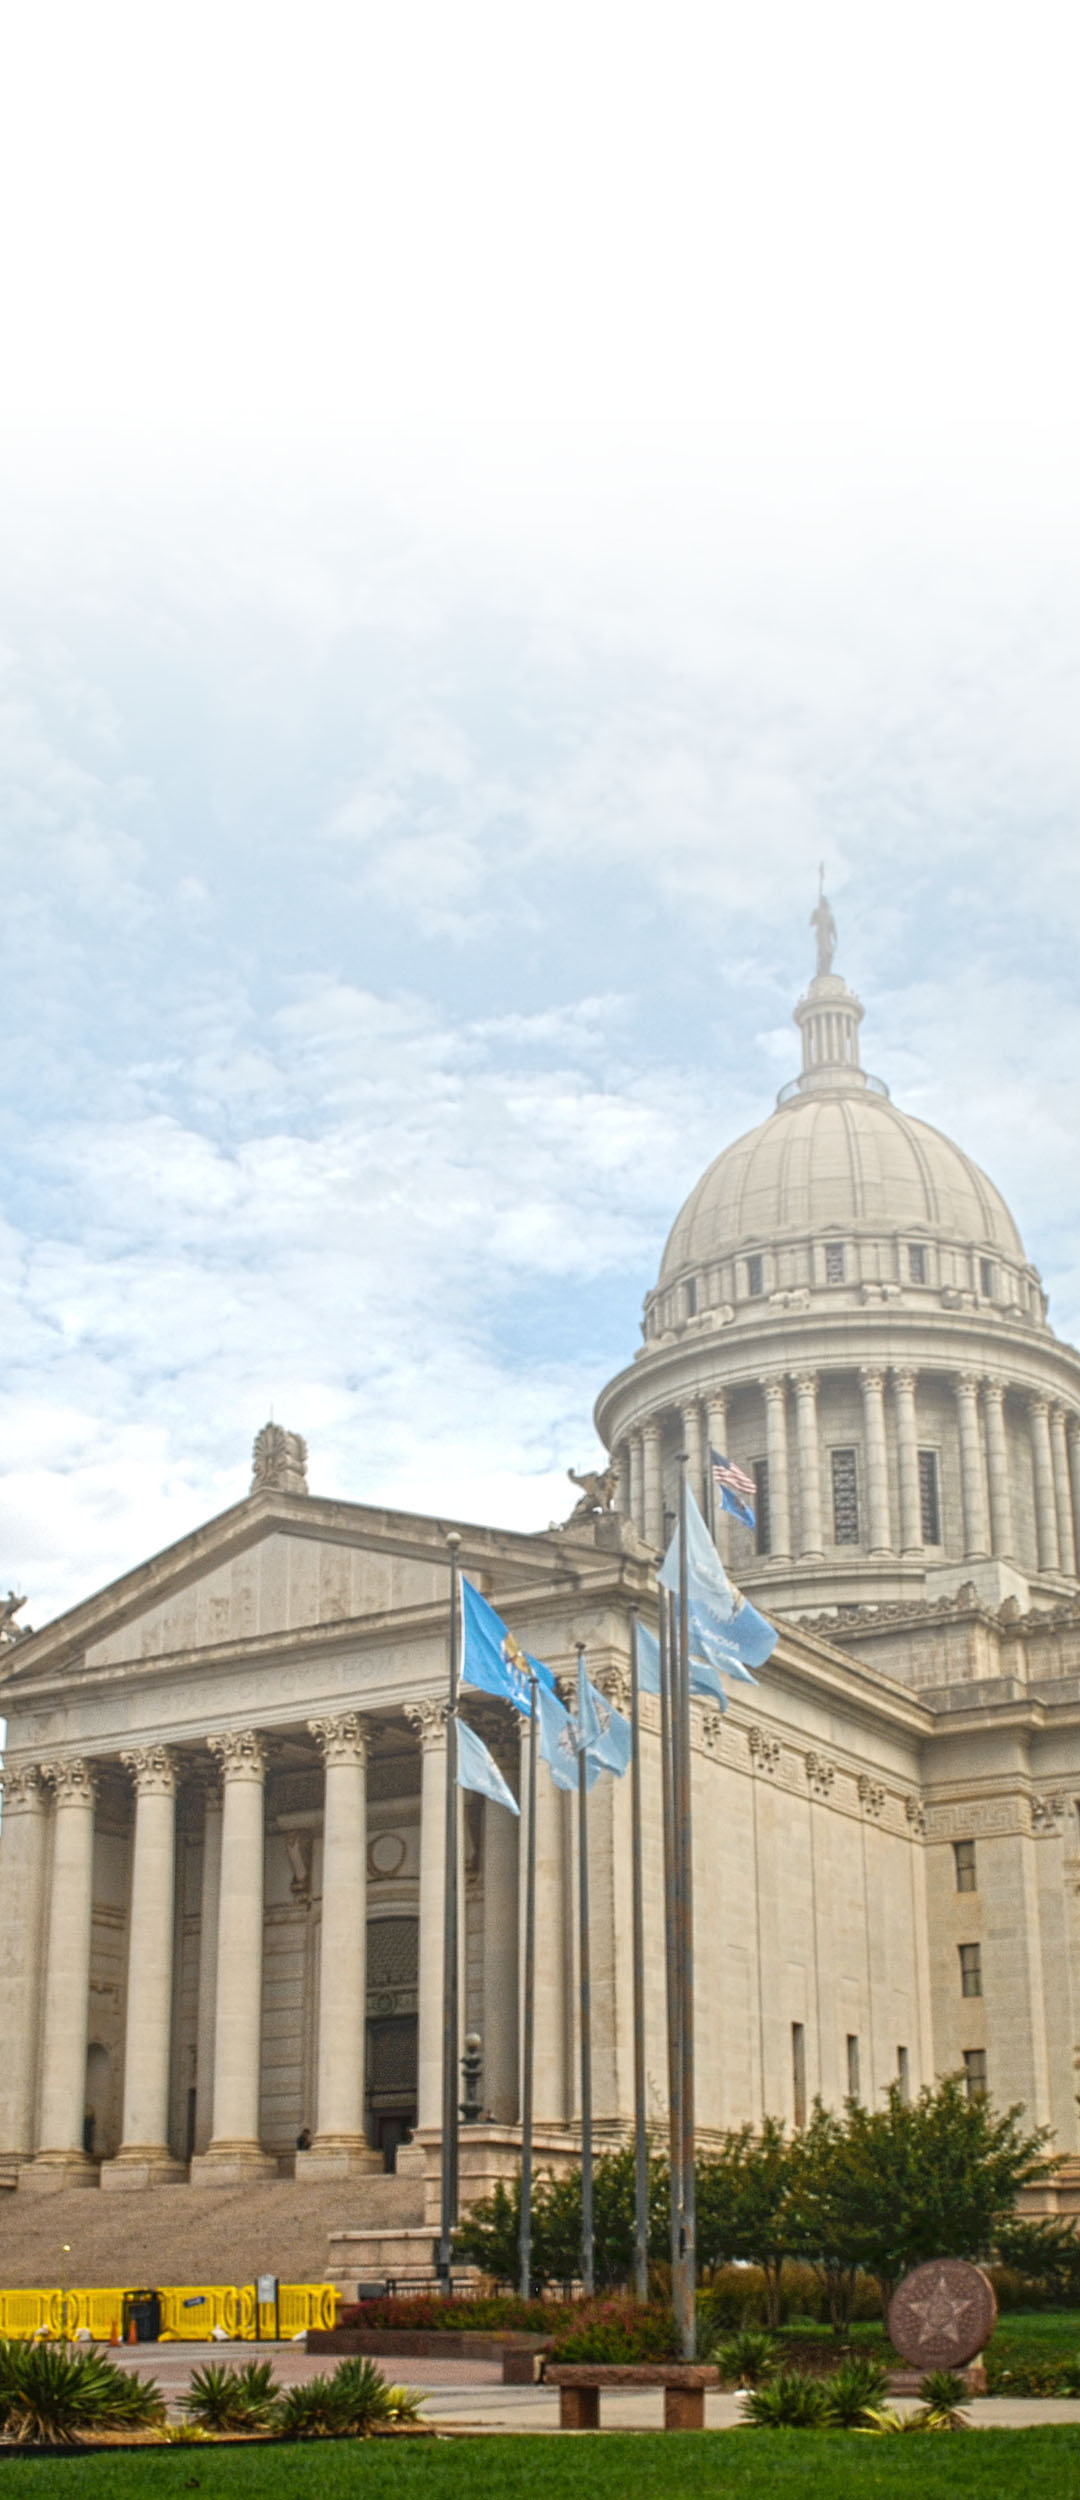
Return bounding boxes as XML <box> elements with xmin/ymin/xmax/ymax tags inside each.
<box><xmin>0</xmin><ymin>2283</ymin><xmax>338</xmax><ymax>2341</ymax></box>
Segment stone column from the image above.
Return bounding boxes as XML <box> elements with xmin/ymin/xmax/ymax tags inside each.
<box><xmin>642</xmin><ymin>1418</ymin><xmax>664</xmax><ymax>1551</ymax></box>
<box><xmin>0</xmin><ymin>1767</ymin><xmax>48</xmax><ymax>2169</ymax></box>
<box><xmin>521</xmin><ymin>1715</ymin><xmax>569</xmax><ymax>2124</ymax></box>
<box><xmin>25</xmin><ymin>1758</ymin><xmax>97</xmax><ymax>2185</ymax></box>
<box><xmin>1029</xmin><ymin>1397</ymin><xmax>1061</xmax><ymax>1574</ymax></box>
<box><xmin>194</xmin><ymin>1775</ymin><xmax>223</xmax><ymax>2156</ymax></box>
<box><xmin>859</xmin><ymin>1368</ymin><xmax>893</xmax><ymax>1555</ymax></box>
<box><xmin>406</xmin><ymin>1700</ymin><xmax>450</xmax><ymax>2132</ymax></box>
<box><xmin>955</xmin><ymin>1375</ymin><xmax>991</xmax><ymax>1561</ymax></box>
<box><xmin>763</xmin><ymin>1378</ymin><xmax>792</xmax><ymax>1561</ymax></box>
<box><xmin>299</xmin><ymin>1714</ymin><xmax>380</xmax><ymax>2177</ymax></box>
<box><xmin>793</xmin><ymin>1373</ymin><xmax>824</xmax><ymax>1560</ymax></box>
<box><xmin>101</xmin><ymin>1747</ymin><xmax>185</xmax><ymax>2189</ymax></box>
<box><xmin>1050</xmin><ymin>1407</ymin><xmax>1078</xmax><ymax>1578</ymax></box>
<box><xmin>705</xmin><ymin>1391</ymin><xmax>729</xmax><ymax>1558</ymax></box>
<box><xmin>983</xmin><ymin>1379</ymin><xmax>1014</xmax><ymax>1562</ymax></box>
<box><xmin>614</xmin><ymin>1442</ymin><xmax>632</xmax><ymax>1518</ymax></box>
<box><xmin>891</xmin><ymin>1370</ymin><xmax>923</xmax><ymax>1556</ymax></box>
<box><xmin>627</xmin><ymin>1431</ymin><xmax>644</xmax><ymax>1535</ymax></box>
<box><xmin>1069</xmin><ymin>1421</ymin><xmax>1080</xmax><ymax>1585</ymax></box>
<box><xmin>482</xmin><ymin>1730</ymin><xmax>520</xmax><ymax>2123</ymax></box>
<box><xmin>189</xmin><ymin>1731</ymin><xmax>275</xmax><ymax>2182</ymax></box>
<box><xmin>681</xmin><ymin>1400</ymin><xmax>705</xmax><ymax>1513</ymax></box>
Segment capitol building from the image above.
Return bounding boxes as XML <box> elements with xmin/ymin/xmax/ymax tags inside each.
<box><xmin>3</xmin><ymin>910</ymin><xmax>1080</xmax><ymax>2243</ymax></box>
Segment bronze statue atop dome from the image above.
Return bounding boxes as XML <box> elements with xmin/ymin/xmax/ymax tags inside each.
<box><xmin>810</xmin><ymin>863</ymin><xmax>838</xmax><ymax>978</ymax></box>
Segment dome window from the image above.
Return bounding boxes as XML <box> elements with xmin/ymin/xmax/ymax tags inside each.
<box><xmin>831</xmin><ymin>1448</ymin><xmax>860</xmax><ymax>1544</ymax></box>
<box><xmin>908</xmin><ymin>1243</ymin><xmax>928</xmax><ymax>1285</ymax></box>
<box><xmin>685</xmin><ymin>1276</ymin><xmax>698</xmax><ymax>1318</ymax></box>
<box><xmin>980</xmin><ymin>1258</ymin><xmax>995</xmax><ymax>1298</ymax></box>
<box><xmin>917</xmin><ymin>1450</ymin><xmax>941</xmax><ymax>1546</ymax></box>
<box><xmin>824</xmin><ymin>1242</ymin><xmax>845</xmax><ymax>1284</ymax></box>
<box><xmin>747</xmin><ymin>1254</ymin><xmax>765</xmax><ymax>1298</ymax></box>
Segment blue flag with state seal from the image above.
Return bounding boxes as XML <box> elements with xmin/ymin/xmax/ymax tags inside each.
<box><xmin>460</xmin><ymin>1578</ymin><xmax>557</xmax><ymax>1716</ymax></box>
<box><xmin>456</xmin><ymin>1714</ymin><xmax>520</xmax><ymax>1815</ymax></box>
<box><xmin>659</xmin><ymin>1487</ymin><xmax>778</xmax><ymax>1677</ymax></box>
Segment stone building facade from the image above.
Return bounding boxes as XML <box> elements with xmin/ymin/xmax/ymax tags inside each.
<box><xmin>2</xmin><ymin>920</ymin><xmax>1080</xmax><ymax>2208</ymax></box>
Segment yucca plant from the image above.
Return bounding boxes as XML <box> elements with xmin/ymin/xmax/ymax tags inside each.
<box><xmin>184</xmin><ymin>2358</ymin><xmax>280</xmax><ymax>2433</ymax></box>
<box><xmin>714</xmin><ymin>2329</ymin><xmax>777</xmax><ymax>2388</ymax></box>
<box><xmin>742</xmin><ymin>2368</ymin><xmax>829</xmax><ymax>2428</ymax></box>
<box><xmin>0</xmin><ymin>2338</ymin><xmax>165</xmax><ymax>2446</ymax></box>
<box><xmin>277</xmin><ymin>2357</ymin><xmax>423</xmax><ymax>2440</ymax></box>
<box><xmin>820</xmin><ymin>2357</ymin><xmax>890</xmax><ymax>2426</ymax></box>
<box><xmin>913</xmin><ymin>2368</ymin><xmax>969</xmax><ymax>2430</ymax></box>
<box><xmin>276</xmin><ymin>2374</ymin><xmax>345</xmax><ymax>2440</ymax></box>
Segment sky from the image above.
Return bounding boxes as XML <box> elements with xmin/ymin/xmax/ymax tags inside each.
<box><xmin>3</xmin><ymin>2</ymin><xmax>1080</xmax><ymax>1626</ymax></box>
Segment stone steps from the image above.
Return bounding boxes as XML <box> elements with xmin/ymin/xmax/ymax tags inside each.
<box><xmin>0</xmin><ymin>2175</ymin><xmax>421</xmax><ymax>2291</ymax></box>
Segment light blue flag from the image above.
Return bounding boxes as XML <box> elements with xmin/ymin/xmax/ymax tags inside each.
<box><xmin>577</xmin><ymin>1654</ymin><xmax>632</xmax><ymax>1776</ymax></box>
<box><xmin>456</xmin><ymin>1714</ymin><xmax>520</xmax><ymax>1815</ymax></box>
<box><xmin>635</xmin><ymin>1619</ymin><xmax>661</xmax><ymax>1696</ymax></box>
<box><xmin>537</xmin><ymin>1677</ymin><xmax>600</xmax><ymax>1791</ymax></box>
<box><xmin>659</xmin><ymin>1487</ymin><xmax>778</xmax><ymax>1675</ymax></box>
<box><xmin>637</xmin><ymin>1611</ymin><xmax>727</xmax><ymax>1710</ymax></box>
<box><xmin>461</xmin><ymin>1578</ymin><xmax>557</xmax><ymax>1717</ymax></box>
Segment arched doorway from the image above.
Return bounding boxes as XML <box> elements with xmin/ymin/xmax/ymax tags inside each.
<box><xmin>366</xmin><ymin>1916</ymin><xmax>418</xmax><ymax>2172</ymax></box>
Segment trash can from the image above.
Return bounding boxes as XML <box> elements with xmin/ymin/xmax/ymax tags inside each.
<box><xmin>122</xmin><ymin>2290</ymin><xmax>162</xmax><ymax>2342</ymax></box>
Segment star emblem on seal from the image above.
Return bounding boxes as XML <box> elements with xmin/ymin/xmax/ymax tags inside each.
<box><xmin>906</xmin><ymin>2268</ymin><xmax>978</xmax><ymax>2345</ymax></box>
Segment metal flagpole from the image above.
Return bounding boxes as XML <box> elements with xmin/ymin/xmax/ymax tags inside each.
<box><xmin>629</xmin><ymin>1607</ymin><xmax>649</xmax><ymax>2304</ymax></box>
<box><xmin>438</xmin><ymin>1531</ymin><xmax>462</xmax><ymax>2288</ymax></box>
<box><xmin>659</xmin><ymin>1582</ymin><xmax>682</xmax><ymax>2292</ymax></box>
<box><xmin>675</xmin><ymin>1458</ymin><xmax>696</xmax><ymax>2361</ymax></box>
<box><xmin>576</xmin><ymin>1644</ymin><xmax>594</xmax><ymax>2300</ymax></box>
<box><xmin>518</xmin><ymin>1669</ymin><xmax>539</xmax><ymax>2298</ymax></box>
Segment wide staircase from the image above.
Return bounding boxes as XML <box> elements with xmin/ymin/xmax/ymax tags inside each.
<box><xmin>0</xmin><ymin>2173</ymin><xmax>424</xmax><ymax>2292</ymax></box>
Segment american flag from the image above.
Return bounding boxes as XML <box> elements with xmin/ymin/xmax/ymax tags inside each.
<box><xmin>710</xmin><ymin>1447</ymin><xmax>756</xmax><ymax>1530</ymax></box>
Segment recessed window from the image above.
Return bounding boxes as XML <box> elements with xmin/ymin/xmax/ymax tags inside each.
<box><xmin>959</xmin><ymin>1943</ymin><xmax>982</xmax><ymax>1999</ymax></box>
<box><xmin>753</xmin><ymin>1458</ymin><xmax>771</xmax><ymax>1556</ymax></box>
<box><xmin>963</xmin><ymin>2047</ymin><xmax>987</xmax><ymax>2102</ymax></box>
<box><xmin>980</xmin><ymin>1258</ymin><xmax>995</xmax><ymax>1298</ymax></box>
<box><xmin>824</xmin><ymin>1241</ymin><xmax>845</xmax><ymax>1284</ymax></box>
<box><xmin>954</xmin><ymin>1839</ymin><xmax>977</xmax><ymax>1893</ymax></box>
<box><xmin>792</xmin><ymin>2022</ymin><xmax>806</xmax><ymax>2129</ymax></box>
<box><xmin>685</xmin><ymin>1276</ymin><xmax>698</xmax><ymax>1317</ymax></box>
<box><xmin>747</xmin><ymin>1253</ymin><xmax>764</xmax><ymax>1298</ymax></box>
<box><xmin>831</xmin><ymin>1448</ymin><xmax>860</xmax><ymax>1544</ymax></box>
<box><xmin>918</xmin><ymin>1450</ymin><xmax>941</xmax><ymax>1545</ymax></box>
<box><xmin>897</xmin><ymin>2045</ymin><xmax>910</xmax><ymax>2102</ymax></box>
<box><xmin>908</xmin><ymin>1243</ymin><xmax>927</xmax><ymax>1284</ymax></box>
<box><xmin>846</xmin><ymin>2034</ymin><xmax>861</xmax><ymax>2099</ymax></box>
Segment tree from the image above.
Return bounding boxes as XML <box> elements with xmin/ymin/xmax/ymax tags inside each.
<box><xmin>697</xmin><ymin>2119</ymin><xmax>795</xmax><ymax>2325</ymax></box>
<box><xmin>830</xmin><ymin>2078</ymin><xmax>1051</xmax><ymax>2306</ymax></box>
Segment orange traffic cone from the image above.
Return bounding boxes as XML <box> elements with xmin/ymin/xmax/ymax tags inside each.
<box><xmin>109</xmin><ymin>2319</ymin><xmax>119</xmax><ymax>2346</ymax></box>
<box><xmin>127</xmin><ymin>2316</ymin><xmax>137</xmax><ymax>2344</ymax></box>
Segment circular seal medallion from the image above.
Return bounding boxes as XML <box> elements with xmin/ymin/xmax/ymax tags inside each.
<box><xmin>888</xmin><ymin>2260</ymin><xmax>997</xmax><ymax>2370</ymax></box>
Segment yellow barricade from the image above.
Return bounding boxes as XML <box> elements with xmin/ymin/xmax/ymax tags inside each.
<box><xmin>0</xmin><ymin>2283</ymin><xmax>337</xmax><ymax>2341</ymax></box>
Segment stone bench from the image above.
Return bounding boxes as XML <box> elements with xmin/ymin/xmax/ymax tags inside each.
<box><xmin>546</xmin><ymin>2362</ymin><xmax>718</xmax><ymax>2430</ymax></box>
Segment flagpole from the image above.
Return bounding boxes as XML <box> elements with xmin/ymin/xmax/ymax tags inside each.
<box><xmin>575</xmin><ymin>1644</ymin><xmax>594</xmax><ymax>2301</ymax></box>
<box><xmin>658</xmin><ymin>1581</ymin><xmax>682</xmax><ymax>2292</ymax></box>
<box><xmin>438</xmin><ymin>1531</ymin><xmax>462</xmax><ymax>2290</ymax></box>
<box><xmin>518</xmin><ymin>1668</ymin><xmax>539</xmax><ymax>2299</ymax></box>
<box><xmin>629</xmin><ymin>1606</ymin><xmax>649</xmax><ymax>2304</ymax></box>
<box><xmin>675</xmin><ymin>1458</ymin><xmax>696</xmax><ymax>2362</ymax></box>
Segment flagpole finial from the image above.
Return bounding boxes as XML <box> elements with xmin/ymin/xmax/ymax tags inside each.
<box><xmin>446</xmin><ymin>1530</ymin><xmax>461</xmax><ymax>1551</ymax></box>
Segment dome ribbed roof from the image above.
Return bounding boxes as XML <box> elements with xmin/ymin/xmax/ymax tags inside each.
<box><xmin>659</xmin><ymin>1087</ymin><xmax>1025</xmax><ymax>1283</ymax></box>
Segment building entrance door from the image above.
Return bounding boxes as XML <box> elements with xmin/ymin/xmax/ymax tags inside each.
<box><xmin>366</xmin><ymin>1916</ymin><xmax>419</xmax><ymax>2172</ymax></box>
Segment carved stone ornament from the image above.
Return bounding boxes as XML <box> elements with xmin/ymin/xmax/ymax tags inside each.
<box><xmin>308</xmin><ymin>1713</ymin><xmax>370</xmax><ymax>1768</ymax></box>
<box><xmin>120</xmin><ymin>1744</ymin><xmax>178</xmax><ymax>1797</ymax></box>
<box><xmin>1031</xmin><ymin>1793</ymin><xmax>1067</xmax><ymax>1833</ymax></box>
<box><xmin>0</xmin><ymin>1763</ymin><xmax>43</xmax><ymax>1809</ymax></box>
<box><xmin>591</xmin><ymin>1660</ymin><xmax>631</xmax><ymax>1715</ymax></box>
<box><xmin>804</xmin><ymin>1751</ymin><xmax>835</xmax><ymax>1800</ymax></box>
<box><xmin>283</xmin><ymin>1829</ymin><xmax>313</xmax><ymax>1899</ymax></box>
<box><xmin>888</xmin><ymin>2261</ymin><xmax>997</xmax><ymax>2371</ymax></box>
<box><xmin>748</xmin><ymin>1727</ymin><xmax>781</xmax><ymax>1775</ymax></box>
<box><xmin>207</xmin><ymin>1728</ymin><xmax>268</xmax><ymax>1782</ymax></box>
<box><xmin>250</xmin><ymin>1421</ymin><xmax>309</xmax><ymax>1496</ymax></box>
<box><xmin>404</xmin><ymin>1698</ymin><xmax>450</xmax><ymax>1752</ymax></box>
<box><xmin>565</xmin><ymin>1463</ymin><xmax>618</xmax><ymax>1522</ymax></box>
<box><xmin>905</xmin><ymin>1795</ymin><xmax>927</xmax><ymax>1835</ymax></box>
<box><xmin>0</xmin><ymin>1590</ymin><xmax>31</xmax><ymax>1644</ymax></box>
<box><xmin>699</xmin><ymin>1707</ymin><xmax>724</xmax><ymax>1756</ymax></box>
<box><xmin>857</xmin><ymin>1774</ymin><xmax>886</xmax><ymax>1820</ymax></box>
<box><xmin>40</xmin><ymin>1756</ymin><xmax>96</xmax><ymax>1806</ymax></box>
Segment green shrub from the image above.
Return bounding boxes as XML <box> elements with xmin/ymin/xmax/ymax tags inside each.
<box><xmin>276</xmin><ymin>2358</ymin><xmax>422</xmax><ymax>2440</ymax></box>
<box><xmin>741</xmin><ymin>2368</ymin><xmax>830</xmax><ymax>2428</ymax></box>
<box><xmin>548</xmin><ymin>2300</ymin><xmax>678</xmax><ymax>2363</ymax></box>
<box><xmin>185</xmin><ymin>2359</ymin><xmax>279</xmax><ymax>2433</ymax></box>
<box><xmin>912</xmin><ymin>2369</ymin><xmax>969</xmax><ymax>2429</ymax></box>
<box><xmin>820</xmin><ymin>2358</ymin><xmax>889</xmax><ymax>2426</ymax></box>
<box><xmin>0</xmin><ymin>2339</ymin><xmax>165</xmax><ymax>2446</ymax></box>
<box><xmin>713</xmin><ymin>2329</ymin><xmax>777</xmax><ymax>2387</ymax></box>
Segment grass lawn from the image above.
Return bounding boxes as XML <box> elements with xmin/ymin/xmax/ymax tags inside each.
<box><xmin>771</xmin><ymin>2309</ymin><xmax>1080</xmax><ymax>2387</ymax></box>
<box><xmin>2</xmin><ymin>2435</ymin><xmax>1080</xmax><ymax>2500</ymax></box>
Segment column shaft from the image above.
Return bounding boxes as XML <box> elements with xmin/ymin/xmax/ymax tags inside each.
<box><xmin>531</xmin><ymin>1751</ymin><xmax>569</xmax><ymax>2123</ymax></box>
<box><xmin>1030</xmin><ymin>1398</ymin><xmax>1060</xmax><ymax>1574</ymax></box>
<box><xmin>794</xmin><ymin>1373</ymin><xmax>823</xmax><ymax>1560</ymax></box>
<box><xmin>764</xmin><ymin>1380</ymin><xmax>792</xmax><ymax>1561</ymax></box>
<box><xmin>300</xmin><ymin>1715</ymin><xmax>378</xmax><ymax>2176</ymax></box>
<box><xmin>983</xmin><ymin>1380</ymin><xmax>1014</xmax><ymax>1562</ymax></box>
<box><xmin>681</xmin><ymin>1401</ymin><xmax>705</xmax><ymax>1513</ymax></box>
<box><xmin>628</xmin><ymin>1431</ymin><xmax>644</xmax><ymax>1535</ymax></box>
<box><xmin>102</xmin><ymin>1748</ymin><xmax>184</xmax><ymax>2187</ymax></box>
<box><xmin>892</xmin><ymin>1370</ymin><xmax>923</xmax><ymax>1556</ymax></box>
<box><xmin>190</xmin><ymin>1731</ymin><xmax>275</xmax><ymax>2181</ymax></box>
<box><xmin>705</xmin><ymin>1392</ymin><xmax>729</xmax><ymax>1558</ymax></box>
<box><xmin>1069</xmin><ymin>1423</ymin><xmax>1080</xmax><ymax>1584</ymax></box>
<box><xmin>30</xmin><ymin>1760</ymin><xmax>97</xmax><ymax>2178</ymax></box>
<box><xmin>0</xmin><ymin>1769</ymin><xmax>48</xmax><ymax>2166</ymax></box>
<box><xmin>642</xmin><ymin>1421</ymin><xmax>664</xmax><ymax>1551</ymax></box>
<box><xmin>482</xmin><ymin>1778</ymin><xmax>520</xmax><ymax>2122</ymax></box>
<box><xmin>1051</xmin><ymin>1407</ymin><xmax>1078</xmax><ymax>1578</ymax></box>
<box><xmin>194</xmin><ymin>1784</ymin><xmax>223</xmax><ymax>2156</ymax></box>
<box><xmin>955</xmin><ymin>1376</ymin><xmax>991</xmax><ymax>1561</ymax></box>
<box><xmin>859</xmin><ymin>1369</ymin><xmax>893</xmax><ymax>1555</ymax></box>
<box><xmin>410</xmin><ymin>1702</ymin><xmax>450</xmax><ymax>2132</ymax></box>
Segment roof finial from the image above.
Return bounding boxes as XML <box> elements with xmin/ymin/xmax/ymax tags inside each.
<box><xmin>810</xmin><ymin>868</ymin><xmax>837</xmax><ymax>979</ymax></box>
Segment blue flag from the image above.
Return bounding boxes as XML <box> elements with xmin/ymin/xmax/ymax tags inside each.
<box><xmin>576</xmin><ymin>1654</ymin><xmax>631</xmax><ymax>1776</ymax></box>
<box><xmin>456</xmin><ymin>1715</ymin><xmax>520</xmax><ymax>1815</ymax></box>
<box><xmin>634</xmin><ymin>1612</ymin><xmax>727</xmax><ymax>1711</ymax></box>
<box><xmin>659</xmin><ymin>1488</ymin><xmax>778</xmax><ymax>1675</ymax></box>
<box><xmin>635</xmin><ymin>1619</ymin><xmax>661</xmax><ymax>1696</ymax></box>
<box><xmin>537</xmin><ymin>1677</ymin><xmax>599</xmax><ymax>1791</ymax></box>
<box><xmin>461</xmin><ymin>1579</ymin><xmax>557</xmax><ymax>1716</ymax></box>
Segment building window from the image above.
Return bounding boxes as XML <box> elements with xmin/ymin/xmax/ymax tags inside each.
<box><xmin>918</xmin><ymin>1449</ymin><xmax>941</xmax><ymax>1545</ymax></box>
<box><xmin>959</xmin><ymin>1943</ymin><xmax>983</xmax><ymax>1998</ymax></box>
<box><xmin>897</xmin><ymin>2045</ymin><xmax>910</xmax><ymax>2102</ymax></box>
<box><xmin>908</xmin><ymin>1242</ymin><xmax>927</xmax><ymax>1284</ymax></box>
<box><xmin>754</xmin><ymin>1458</ymin><xmax>771</xmax><ymax>1555</ymax></box>
<box><xmin>954</xmin><ymin>1838</ymin><xmax>977</xmax><ymax>1892</ymax></box>
<box><xmin>685</xmin><ymin>1275</ymin><xmax>698</xmax><ymax>1317</ymax></box>
<box><xmin>980</xmin><ymin>1258</ymin><xmax>995</xmax><ymax>1297</ymax></box>
<box><xmin>792</xmin><ymin>2022</ymin><xmax>806</xmax><ymax>2128</ymax></box>
<box><xmin>824</xmin><ymin>1241</ymin><xmax>845</xmax><ymax>1283</ymax></box>
<box><xmin>831</xmin><ymin>1448</ymin><xmax>860</xmax><ymax>1544</ymax></box>
<box><xmin>963</xmin><ymin>2048</ymin><xmax>987</xmax><ymax>2101</ymax></box>
<box><xmin>846</xmin><ymin>2034</ymin><xmax>861</xmax><ymax>2099</ymax></box>
<box><xmin>747</xmin><ymin>1253</ymin><xmax>764</xmax><ymax>1298</ymax></box>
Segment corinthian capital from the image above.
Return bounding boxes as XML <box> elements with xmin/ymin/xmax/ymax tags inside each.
<box><xmin>0</xmin><ymin>1763</ymin><xmax>44</xmax><ymax>1810</ymax></box>
<box><xmin>120</xmin><ymin>1744</ymin><xmax>178</xmax><ymax>1797</ymax></box>
<box><xmin>404</xmin><ymin>1698</ymin><xmax>451</xmax><ymax>1752</ymax></box>
<box><xmin>892</xmin><ymin>1368</ymin><xmax>918</xmax><ymax>1396</ymax></box>
<box><xmin>793</xmin><ymin>1371</ymin><xmax>819</xmax><ymax>1400</ymax></box>
<box><xmin>207</xmin><ymin>1728</ymin><xmax>268</xmax><ymax>1783</ymax></box>
<box><xmin>40</xmin><ymin>1756</ymin><xmax>96</xmax><ymax>1806</ymax></box>
<box><xmin>858</xmin><ymin>1367</ymin><xmax>886</xmax><ymax>1395</ymax></box>
<box><xmin>309</xmin><ymin>1712</ymin><xmax>370</xmax><ymax>1767</ymax></box>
